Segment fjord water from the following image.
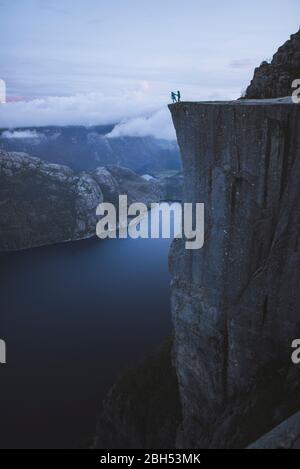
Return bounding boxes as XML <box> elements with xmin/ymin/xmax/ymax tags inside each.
<box><xmin>0</xmin><ymin>231</ymin><xmax>173</xmax><ymax>448</ymax></box>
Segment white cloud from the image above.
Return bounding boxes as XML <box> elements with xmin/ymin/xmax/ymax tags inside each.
<box><xmin>106</xmin><ymin>109</ymin><xmax>176</xmax><ymax>140</ymax></box>
<box><xmin>1</xmin><ymin>129</ymin><xmax>45</xmax><ymax>139</ymax></box>
<box><xmin>0</xmin><ymin>91</ymin><xmax>167</xmax><ymax>128</ymax></box>
<box><xmin>0</xmin><ymin>91</ymin><xmax>176</xmax><ymax>140</ymax></box>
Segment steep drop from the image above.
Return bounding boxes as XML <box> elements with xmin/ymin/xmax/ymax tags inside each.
<box><xmin>169</xmin><ymin>98</ymin><xmax>300</xmax><ymax>448</ymax></box>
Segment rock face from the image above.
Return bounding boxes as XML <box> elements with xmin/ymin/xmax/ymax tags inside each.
<box><xmin>0</xmin><ymin>151</ymin><xmax>178</xmax><ymax>252</ymax></box>
<box><xmin>159</xmin><ymin>173</ymin><xmax>183</xmax><ymax>202</ymax></box>
<box><xmin>94</xmin><ymin>338</ymin><xmax>181</xmax><ymax>449</ymax></box>
<box><xmin>169</xmin><ymin>99</ymin><xmax>300</xmax><ymax>448</ymax></box>
<box><xmin>244</xmin><ymin>29</ymin><xmax>300</xmax><ymax>99</ymax></box>
<box><xmin>99</xmin><ymin>165</ymin><xmax>162</xmax><ymax>206</ymax></box>
<box><xmin>0</xmin><ymin>150</ymin><xmax>102</xmax><ymax>251</ymax></box>
<box><xmin>248</xmin><ymin>411</ymin><xmax>300</xmax><ymax>449</ymax></box>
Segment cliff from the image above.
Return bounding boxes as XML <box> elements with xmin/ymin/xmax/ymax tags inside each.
<box><xmin>244</xmin><ymin>29</ymin><xmax>300</xmax><ymax>99</ymax></box>
<box><xmin>248</xmin><ymin>410</ymin><xmax>300</xmax><ymax>449</ymax></box>
<box><xmin>0</xmin><ymin>151</ymin><xmax>177</xmax><ymax>252</ymax></box>
<box><xmin>169</xmin><ymin>98</ymin><xmax>300</xmax><ymax>448</ymax></box>
<box><xmin>0</xmin><ymin>151</ymin><xmax>102</xmax><ymax>251</ymax></box>
<box><xmin>94</xmin><ymin>338</ymin><xmax>181</xmax><ymax>449</ymax></box>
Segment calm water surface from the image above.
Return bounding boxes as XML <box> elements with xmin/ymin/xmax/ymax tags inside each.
<box><xmin>0</xmin><ymin>231</ymin><xmax>173</xmax><ymax>448</ymax></box>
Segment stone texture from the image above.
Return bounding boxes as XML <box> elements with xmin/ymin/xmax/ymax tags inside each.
<box><xmin>104</xmin><ymin>165</ymin><xmax>162</xmax><ymax>206</ymax></box>
<box><xmin>159</xmin><ymin>172</ymin><xmax>183</xmax><ymax>202</ymax></box>
<box><xmin>94</xmin><ymin>338</ymin><xmax>181</xmax><ymax>449</ymax></box>
<box><xmin>0</xmin><ymin>151</ymin><xmax>182</xmax><ymax>252</ymax></box>
<box><xmin>169</xmin><ymin>99</ymin><xmax>300</xmax><ymax>448</ymax></box>
<box><xmin>0</xmin><ymin>150</ymin><xmax>102</xmax><ymax>251</ymax></box>
<box><xmin>248</xmin><ymin>411</ymin><xmax>300</xmax><ymax>449</ymax></box>
<box><xmin>244</xmin><ymin>29</ymin><xmax>300</xmax><ymax>99</ymax></box>
<box><xmin>92</xmin><ymin>166</ymin><xmax>183</xmax><ymax>205</ymax></box>
<box><xmin>91</xmin><ymin>166</ymin><xmax>120</xmax><ymax>205</ymax></box>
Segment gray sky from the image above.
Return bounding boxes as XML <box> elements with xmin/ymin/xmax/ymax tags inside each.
<box><xmin>0</xmin><ymin>0</ymin><xmax>299</xmax><ymax>133</ymax></box>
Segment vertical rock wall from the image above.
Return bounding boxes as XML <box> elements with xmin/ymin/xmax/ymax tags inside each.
<box><xmin>169</xmin><ymin>99</ymin><xmax>300</xmax><ymax>448</ymax></box>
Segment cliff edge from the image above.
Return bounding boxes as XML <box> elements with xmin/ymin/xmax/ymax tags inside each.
<box><xmin>169</xmin><ymin>98</ymin><xmax>300</xmax><ymax>448</ymax></box>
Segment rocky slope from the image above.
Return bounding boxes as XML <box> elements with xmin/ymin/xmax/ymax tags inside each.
<box><xmin>169</xmin><ymin>98</ymin><xmax>300</xmax><ymax>448</ymax></box>
<box><xmin>0</xmin><ymin>151</ymin><xmax>179</xmax><ymax>252</ymax></box>
<box><xmin>244</xmin><ymin>29</ymin><xmax>300</xmax><ymax>99</ymax></box>
<box><xmin>94</xmin><ymin>338</ymin><xmax>181</xmax><ymax>449</ymax></box>
<box><xmin>0</xmin><ymin>150</ymin><xmax>102</xmax><ymax>251</ymax></box>
<box><xmin>94</xmin><ymin>165</ymin><xmax>162</xmax><ymax>206</ymax></box>
<box><xmin>248</xmin><ymin>410</ymin><xmax>300</xmax><ymax>449</ymax></box>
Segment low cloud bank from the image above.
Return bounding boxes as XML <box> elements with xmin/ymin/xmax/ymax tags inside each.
<box><xmin>106</xmin><ymin>109</ymin><xmax>176</xmax><ymax>140</ymax></box>
<box><xmin>0</xmin><ymin>91</ymin><xmax>176</xmax><ymax>140</ymax></box>
<box><xmin>1</xmin><ymin>130</ymin><xmax>44</xmax><ymax>139</ymax></box>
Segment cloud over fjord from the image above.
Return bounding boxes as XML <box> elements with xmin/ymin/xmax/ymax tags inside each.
<box><xmin>0</xmin><ymin>91</ymin><xmax>176</xmax><ymax>140</ymax></box>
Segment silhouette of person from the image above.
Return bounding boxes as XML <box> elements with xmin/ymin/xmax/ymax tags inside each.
<box><xmin>171</xmin><ymin>91</ymin><xmax>177</xmax><ymax>103</ymax></box>
<box><xmin>177</xmin><ymin>90</ymin><xmax>181</xmax><ymax>102</ymax></box>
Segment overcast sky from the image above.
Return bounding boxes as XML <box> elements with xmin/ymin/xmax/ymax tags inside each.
<box><xmin>0</xmin><ymin>0</ymin><xmax>299</xmax><ymax>133</ymax></box>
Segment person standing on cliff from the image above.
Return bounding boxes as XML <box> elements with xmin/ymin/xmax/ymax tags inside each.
<box><xmin>171</xmin><ymin>91</ymin><xmax>181</xmax><ymax>103</ymax></box>
<box><xmin>171</xmin><ymin>91</ymin><xmax>177</xmax><ymax>103</ymax></box>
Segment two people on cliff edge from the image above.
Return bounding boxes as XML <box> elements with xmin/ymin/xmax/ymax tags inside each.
<box><xmin>171</xmin><ymin>90</ymin><xmax>181</xmax><ymax>103</ymax></box>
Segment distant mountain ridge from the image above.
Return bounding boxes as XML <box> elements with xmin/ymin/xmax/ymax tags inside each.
<box><xmin>0</xmin><ymin>125</ymin><xmax>180</xmax><ymax>174</ymax></box>
<box><xmin>0</xmin><ymin>149</ymin><xmax>182</xmax><ymax>252</ymax></box>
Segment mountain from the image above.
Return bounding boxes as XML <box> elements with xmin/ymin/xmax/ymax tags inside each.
<box><xmin>0</xmin><ymin>125</ymin><xmax>180</xmax><ymax>174</ymax></box>
<box><xmin>243</xmin><ymin>29</ymin><xmax>300</xmax><ymax>99</ymax></box>
<box><xmin>169</xmin><ymin>98</ymin><xmax>300</xmax><ymax>448</ymax></box>
<box><xmin>0</xmin><ymin>150</ymin><xmax>101</xmax><ymax>251</ymax></box>
<box><xmin>0</xmin><ymin>150</ymin><xmax>181</xmax><ymax>252</ymax></box>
